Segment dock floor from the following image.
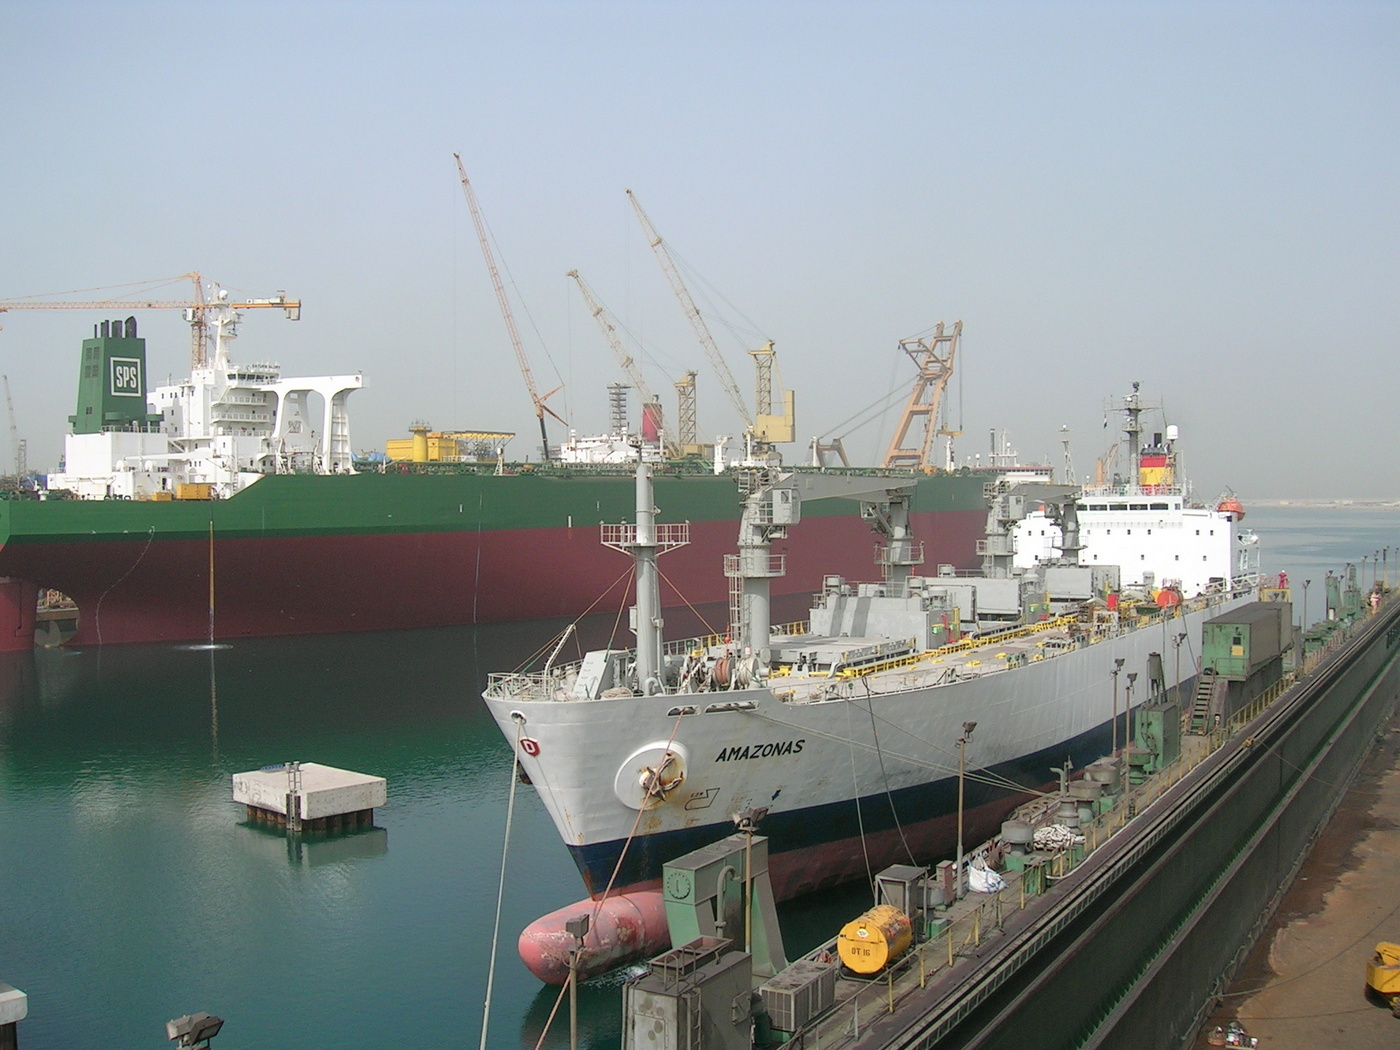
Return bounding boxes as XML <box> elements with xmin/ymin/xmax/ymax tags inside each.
<box><xmin>1195</xmin><ymin>702</ymin><xmax>1400</xmax><ymax>1048</ymax></box>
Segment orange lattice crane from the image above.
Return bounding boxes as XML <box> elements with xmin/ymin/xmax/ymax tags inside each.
<box><xmin>882</xmin><ymin>321</ymin><xmax>962</xmax><ymax>470</ymax></box>
<box><xmin>455</xmin><ymin>154</ymin><xmax>564</xmax><ymax>461</ymax></box>
<box><xmin>0</xmin><ymin>272</ymin><xmax>300</xmax><ymax>369</ymax></box>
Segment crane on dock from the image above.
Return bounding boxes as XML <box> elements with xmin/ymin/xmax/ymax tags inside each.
<box><xmin>2</xmin><ymin>375</ymin><xmax>24</xmax><ymax>483</ymax></box>
<box><xmin>455</xmin><ymin>154</ymin><xmax>563</xmax><ymax>461</ymax></box>
<box><xmin>627</xmin><ymin>189</ymin><xmax>750</xmax><ymax>429</ymax></box>
<box><xmin>0</xmin><ymin>273</ymin><xmax>301</xmax><ymax>369</ymax></box>
<box><xmin>566</xmin><ymin>269</ymin><xmax>675</xmax><ymax>455</ymax></box>
<box><xmin>626</xmin><ymin>190</ymin><xmax>796</xmax><ymax>453</ymax></box>
<box><xmin>882</xmin><ymin>321</ymin><xmax>962</xmax><ymax>471</ymax></box>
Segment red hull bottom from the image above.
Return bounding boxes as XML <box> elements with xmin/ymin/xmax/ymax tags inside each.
<box><xmin>0</xmin><ymin>510</ymin><xmax>985</xmax><ymax>646</ymax></box>
<box><xmin>0</xmin><ymin>578</ymin><xmax>37</xmax><ymax>652</ymax></box>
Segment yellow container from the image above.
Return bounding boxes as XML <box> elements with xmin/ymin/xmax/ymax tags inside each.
<box><xmin>837</xmin><ymin>904</ymin><xmax>912</xmax><ymax>975</ymax></box>
<box><xmin>1366</xmin><ymin>942</ymin><xmax>1400</xmax><ymax>997</ymax></box>
<box><xmin>176</xmin><ymin>483</ymin><xmax>213</xmax><ymax>501</ymax></box>
<box><xmin>151</xmin><ymin>491</ymin><xmax>174</xmax><ymax>502</ymax></box>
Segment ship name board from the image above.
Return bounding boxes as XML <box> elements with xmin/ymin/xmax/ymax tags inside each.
<box><xmin>714</xmin><ymin>739</ymin><xmax>805</xmax><ymax>762</ymax></box>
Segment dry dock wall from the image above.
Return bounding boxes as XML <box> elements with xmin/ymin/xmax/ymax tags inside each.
<box><xmin>876</xmin><ymin>600</ymin><xmax>1400</xmax><ymax>1050</ymax></box>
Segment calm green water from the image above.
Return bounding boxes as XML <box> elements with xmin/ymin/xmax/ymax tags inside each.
<box><xmin>0</xmin><ymin>504</ymin><xmax>1396</xmax><ymax>1049</ymax></box>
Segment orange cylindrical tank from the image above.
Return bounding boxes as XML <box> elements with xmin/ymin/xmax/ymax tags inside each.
<box><xmin>837</xmin><ymin>904</ymin><xmax>912</xmax><ymax>974</ymax></box>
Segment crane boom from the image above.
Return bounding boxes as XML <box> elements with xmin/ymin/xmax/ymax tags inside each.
<box><xmin>626</xmin><ymin>189</ymin><xmax>752</xmax><ymax>427</ymax></box>
<box><xmin>2</xmin><ymin>375</ymin><xmax>19</xmax><ymax>479</ymax></box>
<box><xmin>566</xmin><ymin>270</ymin><xmax>659</xmax><ymax>406</ymax></box>
<box><xmin>567</xmin><ymin>269</ymin><xmax>676</xmax><ymax>455</ymax></box>
<box><xmin>454</xmin><ymin>154</ymin><xmax>562</xmax><ymax>460</ymax></box>
<box><xmin>0</xmin><ymin>272</ymin><xmax>301</xmax><ymax>369</ymax></box>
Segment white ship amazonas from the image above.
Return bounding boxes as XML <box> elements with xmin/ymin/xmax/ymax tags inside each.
<box><xmin>483</xmin><ymin>391</ymin><xmax>1260</xmax><ymax>903</ymax></box>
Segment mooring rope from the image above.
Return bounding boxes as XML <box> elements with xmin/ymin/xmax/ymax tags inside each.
<box><xmin>528</xmin><ymin>708</ymin><xmax>688</xmax><ymax>1050</ymax></box>
<box><xmin>91</xmin><ymin>524</ymin><xmax>156</xmax><ymax>647</ymax></box>
<box><xmin>846</xmin><ymin>701</ymin><xmax>875</xmax><ymax>891</ymax></box>
<box><xmin>861</xmin><ymin>679</ymin><xmax>918</xmax><ymax>865</ymax></box>
<box><xmin>479</xmin><ymin>715</ymin><xmax>526</xmax><ymax>1050</ymax></box>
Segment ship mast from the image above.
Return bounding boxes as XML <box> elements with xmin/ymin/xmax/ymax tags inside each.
<box><xmin>602</xmin><ymin>457</ymin><xmax>690</xmax><ymax>692</ymax></box>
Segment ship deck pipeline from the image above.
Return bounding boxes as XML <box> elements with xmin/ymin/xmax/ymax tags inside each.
<box><xmin>741</xmin><ymin>594</ymin><xmax>1400</xmax><ymax>1050</ymax></box>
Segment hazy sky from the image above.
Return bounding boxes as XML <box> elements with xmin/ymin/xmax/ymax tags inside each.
<box><xmin>1</xmin><ymin>1</ymin><xmax>1395</xmax><ymax>499</ymax></box>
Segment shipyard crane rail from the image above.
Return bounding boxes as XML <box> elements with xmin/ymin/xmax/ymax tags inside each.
<box><xmin>454</xmin><ymin>153</ymin><xmax>563</xmax><ymax>461</ymax></box>
<box><xmin>626</xmin><ymin>189</ymin><xmax>753</xmax><ymax>428</ymax></box>
<box><xmin>0</xmin><ymin>272</ymin><xmax>300</xmax><ymax>370</ymax></box>
<box><xmin>566</xmin><ymin>269</ymin><xmax>675</xmax><ymax>455</ymax></box>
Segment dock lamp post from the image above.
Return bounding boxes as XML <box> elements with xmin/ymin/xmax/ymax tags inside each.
<box><xmin>565</xmin><ymin>913</ymin><xmax>590</xmax><ymax>1050</ymax></box>
<box><xmin>956</xmin><ymin>721</ymin><xmax>977</xmax><ymax>900</ymax></box>
<box><xmin>1125</xmin><ymin>673</ymin><xmax>1138</xmax><ymax>740</ymax></box>
<box><xmin>1172</xmin><ymin>632</ymin><xmax>1187</xmax><ymax>706</ymax></box>
<box><xmin>166</xmin><ymin>1013</ymin><xmax>223</xmax><ymax>1049</ymax></box>
<box><xmin>1111</xmin><ymin>658</ymin><xmax>1125</xmax><ymax>758</ymax></box>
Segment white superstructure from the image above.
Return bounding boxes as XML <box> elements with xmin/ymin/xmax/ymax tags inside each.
<box><xmin>1011</xmin><ymin>385</ymin><xmax>1258</xmax><ymax>596</ymax></box>
<box><xmin>49</xmin><ymin>299</ymin><xmax>362</xmax><ymax>499</ymax></box>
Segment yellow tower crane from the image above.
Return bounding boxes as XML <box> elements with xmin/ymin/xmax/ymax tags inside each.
<box><xmin>0</xmin><ymin>272</ymin><xmax>300</xmax><ymax>369</ymax></box>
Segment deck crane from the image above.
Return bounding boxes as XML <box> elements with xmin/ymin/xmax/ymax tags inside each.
<box><xmin>566</xmin><ymin>270</ymin><xmax>676</xmax><ymax>455</ymax></box>
<box><xmin>454</xmin><ymin>154</ymin><xmax>563</xmax><ymax>461</ymax></box>
<box><xmin>882</xmin><ymin>321</ymin><xmax>962</xmax><ymax>470</ymax></box>
<box><xmin>0</xmin><ymin>273</ymin><xmax>301</xmax><ymax>369</ymax></box>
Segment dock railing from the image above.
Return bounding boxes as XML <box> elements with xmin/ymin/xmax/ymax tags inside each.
<box><xmin>793</xmin><ymin>586</ymin><xmax>1391</xmax><ymax>1047</ymax></box>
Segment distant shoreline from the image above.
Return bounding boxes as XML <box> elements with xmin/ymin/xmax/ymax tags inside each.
<box><xmin>1243</xmin><ymin>499</ymin><xmax>1400</xmax><ymax>509</ymax></box>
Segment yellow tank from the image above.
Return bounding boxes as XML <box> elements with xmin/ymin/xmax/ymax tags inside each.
<box><xmin>837</xmin><ymin>904</ymin><xmax>912</xmax><ymax>975</ymax></box>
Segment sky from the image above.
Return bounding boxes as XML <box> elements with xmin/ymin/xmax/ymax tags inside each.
<box><xmin>0</xmin><ymin>0</ymin><xmax>1395</xmax><ymax>499</ymax></box>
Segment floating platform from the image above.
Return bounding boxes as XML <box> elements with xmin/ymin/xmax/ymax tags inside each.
<box><xmin>232</xmin><ymin>762</ymin><xmax>385</xmax><ymax>833</ymax></box>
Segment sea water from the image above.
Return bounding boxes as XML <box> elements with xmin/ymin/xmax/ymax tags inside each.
<box><xmin>0</xmin><ymin>504</ymin><xmax>1396</xmax><ymax>1049</ymax></box>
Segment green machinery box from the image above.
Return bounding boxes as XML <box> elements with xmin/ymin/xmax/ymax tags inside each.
<box><xmin>1202</xmin><ymin>602</ymin><xmax>1289</xmax><ymax>681</ymax></box>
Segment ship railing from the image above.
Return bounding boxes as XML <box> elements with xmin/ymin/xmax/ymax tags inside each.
<box><xmin>1078</xmin><ymin>483</ymin><xmax>1186</xmax><ymax>497</ymax></box>
<box><xmin>485</xmin><ymin>668</ymin><xmax>575</xmax><ymax>701</ymax></box>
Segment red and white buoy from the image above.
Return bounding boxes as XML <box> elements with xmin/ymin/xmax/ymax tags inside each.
<box><xmin>518</xmin><ymin>890</ymin><xmax>670</xmax><ymax>985</ymax></box>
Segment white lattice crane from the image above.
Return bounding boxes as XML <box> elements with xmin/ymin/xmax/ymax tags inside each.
<box><xmin>626</xmin><ymin>189</ymin><xmax>752</xmax><ymax>429</ymax></box>
<box><xmin>0</xmin><ymin>273</ymin><xmax>301</xmax><ymax>369</ymax></box>
<box><xmin>454</xmin><ymin>154</ymin><xmax>564</xmax><ymax>461</ymax></box>
<box><xmin>566</xmin><ymin>269</ymin><xmax>678</xmax><ymax>454</ymax></box>
<box><xmin>1</xmin><ymin>375</ymin><xmax>23</xmax><ymax>481</ymax></box>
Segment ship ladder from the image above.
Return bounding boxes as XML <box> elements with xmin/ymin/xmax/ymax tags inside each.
<box><xmin>684</xmin><ymin>987</ymin><xmax>702</xmax><ymax>1049</ymax></box>
<box><xmin>1187</xmin><ymin>669</ymin><xmax>1218</xmax><ymax>735</ymax></box>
